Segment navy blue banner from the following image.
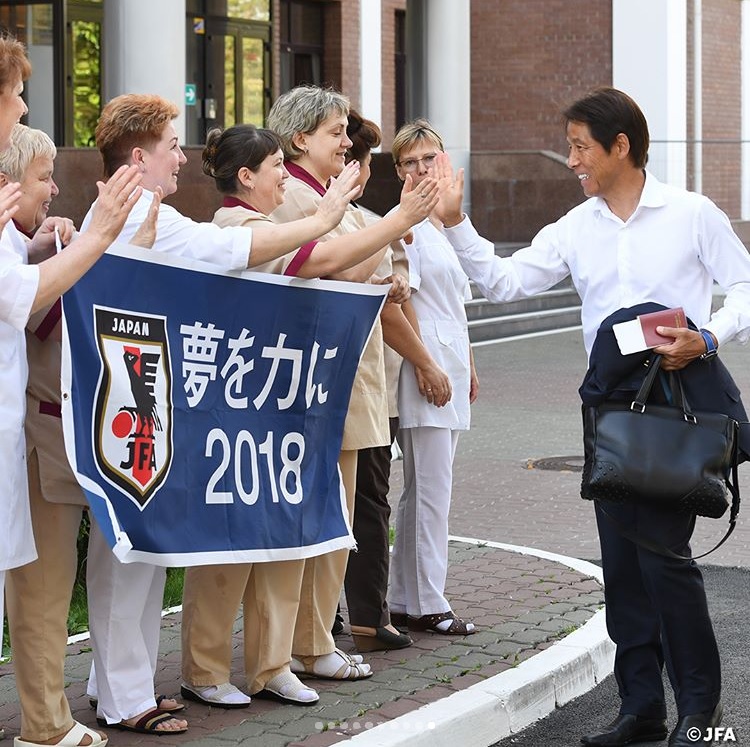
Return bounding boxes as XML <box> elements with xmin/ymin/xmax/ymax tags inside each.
<box><xmin>61</xmin><ymin>244</ymin><xmax>386</xmax><ymax>566</ymax></box>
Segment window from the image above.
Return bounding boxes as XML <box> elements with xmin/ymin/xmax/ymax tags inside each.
<box><xmin>280</xmin><ymin>0</ymin><xmax>323</xmax><ymax>93</ymax></box>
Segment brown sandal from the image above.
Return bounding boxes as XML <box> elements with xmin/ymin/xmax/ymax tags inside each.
<box><xmin>409</xmin><ymin>611</ymin><xmax>476</xmax><ymax>635</ymax></box>
<box><xmin>389</xmin><ymin>612</ymin><xmax>409</xmax><ymax>630</ymax></box>
<box><xmin>97</xmin><ymin>708</ymin><xmax>188</xmax><ymax>735</ymax></box>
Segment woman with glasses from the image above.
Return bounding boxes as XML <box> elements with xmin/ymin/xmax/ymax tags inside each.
<box><xmin>388</xmin><ymin>119</ymin><xmax>479</xmax><ymax>636</ymax></box>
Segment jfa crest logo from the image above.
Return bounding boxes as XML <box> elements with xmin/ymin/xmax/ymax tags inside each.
<box><xmin>93</xmin><ymin>307</ymin><xmax>173</xmax><ymax>509</ymax></box>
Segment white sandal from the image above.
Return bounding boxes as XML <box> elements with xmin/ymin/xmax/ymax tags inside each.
<box><xmin>291</xmin><ymin>648</ymin><xmax>372</xmax><ymax>680</ymax></box>
<box><xmin>254</xmin><ymin>670</ymin><xmax>319</xmax><ymax>705</ymax></box>
<box><xmin>180</xmin><ymin>682</ymin><xmax>251</xmax><ymax>708</ymax></box>
<box><xmin>14</xmin><ymin>721</ymin><xmax>108</xmax><ymax>747</ymax></box>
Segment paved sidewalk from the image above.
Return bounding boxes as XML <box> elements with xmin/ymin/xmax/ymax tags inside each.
<box><xmin>0</xmin><ymin>538</ymin><xmax>607</xmax><ymax>747</ymax></box>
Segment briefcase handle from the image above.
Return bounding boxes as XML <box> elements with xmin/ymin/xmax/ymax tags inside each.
<box><xmin>631</xmin><ymin>354</ymin><xmax>695</xmax><ymax>422</ymax></box>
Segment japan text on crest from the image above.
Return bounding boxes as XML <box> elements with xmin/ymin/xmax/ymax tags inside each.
<box><xmin>93</xmin><ymin>307</ymin><xmax>173</xmax><ymax>509</ymax></box>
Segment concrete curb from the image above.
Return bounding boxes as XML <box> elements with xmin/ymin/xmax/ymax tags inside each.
<box><xmin>345</xmin><ymin>537</ymin><xmax>614</xmax><ymax>747</ymax></box>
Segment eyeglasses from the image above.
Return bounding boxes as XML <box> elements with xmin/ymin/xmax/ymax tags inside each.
<box><xmin>397</xmin><ymin>153</ymin><xmax>438</xmax><ymax>172</ymax></box>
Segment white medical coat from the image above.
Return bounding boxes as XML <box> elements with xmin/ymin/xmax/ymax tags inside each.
<box><xmin>0</xmin><ymin>221</ymin><xmax>38</xmax><ymax>571</ymax></box>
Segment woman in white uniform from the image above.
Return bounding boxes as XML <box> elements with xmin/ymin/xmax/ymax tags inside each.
<box><xmin>0</xmin><ymin>33</ymin><xmax>144</xmax><ymax>747</ymax></box>
<box><xmin>388</xmin><ymin>119</ymin><xmax>479</xmax><ymax>636</ymax></box>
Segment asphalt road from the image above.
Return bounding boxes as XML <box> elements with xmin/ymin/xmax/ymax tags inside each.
<box><xmin>390</xmin><ymin>328</ymin><xmax>750</xmax><ymax>746</ymax></box>
<box><xmin>494</xmin><ymin>564</ymin><xmax>750</xmax><ymax>747</ymax></box>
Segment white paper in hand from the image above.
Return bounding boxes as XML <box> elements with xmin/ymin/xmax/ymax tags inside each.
<box><xmin>613</xmin><ymin>318</ymin><xmax>648</xmax><ymax>355</ymax></box>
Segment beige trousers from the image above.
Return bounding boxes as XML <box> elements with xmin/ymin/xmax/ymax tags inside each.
<box><xmin>292</xmin><ymin>449</ymin><xmax>357</xmax><ymax>658</ymax></box>
<box><xmin>181</xmin><ymin>558</ymin><xmax>305</xmax><ymax>693</ymax></box>
<box><xmin>5</xmin><ymin>450</ymin><xmax>84</xmax><ymax>740</ymax></box>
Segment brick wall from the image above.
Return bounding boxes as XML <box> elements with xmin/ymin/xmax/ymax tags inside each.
<box><xmin>470</xmin><ymin>0</ymin><xmax>612</xmax><ymax>154</ymax></box>
<box><xmin>271</xmin><ymin>0</ymin><xmax>281</xmax><ymax>100</ymax></box>
<box><xmin>50</xmin><ymin>147</ymin><xmax>222</xmax><ymax>228</ymax></box>
<box><xmin>466</xmin><ymin>0</ymin><xmax>610</xmax><ymax>239</ymax></box>
<box><xmin>325</xmin><ymin>0</ymin><xmax>360</xmax><ymax>105</ymax></box>
<box><xmin>470</xmin><ymin>151</ymin><xmax>584</xmax><ymax>242</ymax></box>
<box><xmin>701</xmin><ymin>0</ymin><xmax>742</xmax><ymax>216</ymax></box>
<box><xmin>380</xmin><ymin>0</ymin><xmax>406</xmax><ymax>148</ymax></box>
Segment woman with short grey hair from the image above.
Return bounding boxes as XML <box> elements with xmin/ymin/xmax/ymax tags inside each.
<box><xmin>267</xmin><ymin>85</ymin><xmax>439</xmax><ymax>679</ymax></box>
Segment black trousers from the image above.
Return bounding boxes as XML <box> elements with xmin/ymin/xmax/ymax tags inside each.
<box><xmin>344</xmin><ymin>417</ymin><xmax>399</xmax><ymax>627</ymax></box>
<box><xmin>594</xmin><ymin>500</ymin><xmax>721</xmax><ymax>718</ymax></box>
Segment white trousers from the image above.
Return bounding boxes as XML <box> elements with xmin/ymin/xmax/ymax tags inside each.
<box><xmin>388</xmin><ymin>426</ymin><xmax>459</xmax><ymax>616</ymax></box>
<box><xmin>86</xmin><ymin>521</ymin><xmax>165</xmax><ymax>723</ymax></box>
<box><xmin>0</xmin><ymin>569</ymin><xmax>5</xmax><ymax>645</ymax></box>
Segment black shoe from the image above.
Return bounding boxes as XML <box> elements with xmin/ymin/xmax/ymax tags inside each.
<box><xmin>331</xmin><ymin>610</ymin><xmax>345</xmax><ymax>636</ymax></box>
<box><xmin>668</xmin><ymin>702</ymin><xmax>722</xmax><ymax>747</ymax></box>
<box><xmin>581</xmin><ymin>714</ymin><xmax>668</xmax><ymax>746</ymax></box>
<box><xmin>389</xmin><ymin>612</ymin><xmax>408</xmax><ymax>631</ymax></box>
<box><xmin>350</xmin><ymin>624</ymin><xmax>413</xmax><ymax>652</ymax></box>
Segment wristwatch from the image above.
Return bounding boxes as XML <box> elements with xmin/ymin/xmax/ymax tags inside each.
<box><xmin>699</xmin><ymin>328</ymin><xmax>718</xmax><ymax>360</ymax></box>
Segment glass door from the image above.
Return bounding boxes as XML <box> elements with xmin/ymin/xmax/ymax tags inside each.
<box><xmin>65</xmin><ymin>2</ymin><xmax>102</xmax><ymax>147</ymax></box>
<box><xmin>186</xmin><ymin>12</ymin><xmax>270</xmax><ymax>145</ymax></box>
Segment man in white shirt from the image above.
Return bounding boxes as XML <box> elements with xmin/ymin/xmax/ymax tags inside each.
<box><xmin>434</xmin><ymin>88</ymin><xmax>750</xmax><ymax>747</ymax></box>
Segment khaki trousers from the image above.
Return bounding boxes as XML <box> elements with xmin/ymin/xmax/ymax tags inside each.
<box><xmin>292</xmin><ymin>449</ymin><xmax>357</xmax><ymax>657</ymax></box>
<box><xmin>5</xmin><ymin>450</ymin><xmax>83</xmax><ymax>740</ymax></box>
<box><xmin>181</xmin><ymin>558</ymin><xmax>305</xmax><ymax>693</ymax></box>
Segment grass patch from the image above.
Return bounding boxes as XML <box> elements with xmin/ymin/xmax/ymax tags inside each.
<box><xmin>2</xmin><ymin>561</ymin><xmax>185</xmax><ymax>659</ymax></box>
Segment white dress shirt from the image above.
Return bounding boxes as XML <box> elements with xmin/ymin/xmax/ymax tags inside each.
<box><xmin>82</xmin><ymin>188</ymin><xmax>253</xmax><ymax>271</ymax></box>
<box><xmin>444</xmin><ymin>171</ymin><xmax>750</xmax><ymax>358</ymax></box>
<box><xmin>0</xmin><ymin>221</ymin><xmax>38</xmax><ymax>571</ymax></box>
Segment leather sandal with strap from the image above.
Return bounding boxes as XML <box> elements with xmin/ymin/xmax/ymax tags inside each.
<box><xmin>409</xmin><ymin>611</ymin><xmax>476</xmax><ymax>635</ymax></box>
<box><xmin>291</xmin><ymin>648</ymin><xmax>373</xmax><ymax>680</ymax></box>
<box><xmin>15</xmin><ymin>721</ymin><xmax>109</xmax><ymax>747</ymax></box>
<box><xmin>97</xmin><ymin>708</ymin><xmax>188</xmax><ymax>735</ymax></box>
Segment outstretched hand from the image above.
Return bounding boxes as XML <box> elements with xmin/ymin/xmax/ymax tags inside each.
<box><xmin>317</xmin><ymin>161</ymin><xmax>361</xmax><ymax>230</ymax></box>
<box><xmin>397</xmin><ymin>173</ymin><xmax>439</xmax><ymax>227</ymax></box>
<box><xmin>86</xmin><ymin>165</ymin><xmax>143</xmax><ymax>245</ymax></box>
<box><xmin>130</xmin><ymin>186</ymin><xmax>163</xmax><ymax>248</ymax></box>
<box><xmin>433</xmin><ymin>152</ymin><xmax>465</xmax><ymax>227</ymax></box>
<box><xmin>0</xmin><ymin>181</ymin><xmax>21</xmax><ymax>239</ymax></box>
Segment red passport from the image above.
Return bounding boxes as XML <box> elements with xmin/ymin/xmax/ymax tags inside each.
<box><xmin>637</xmin><ymin>307</ymin><xmax>687</xmax><ymax>347</ymax></box>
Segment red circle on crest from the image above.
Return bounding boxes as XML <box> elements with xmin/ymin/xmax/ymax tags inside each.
<box><xmin>112</xmin><ymin>411</ymin><xmax>134</xmax><ymax>438</ymax></box>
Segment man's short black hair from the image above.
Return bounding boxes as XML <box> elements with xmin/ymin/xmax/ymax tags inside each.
<box><xmin>563</xmin><ymin>87</ymin><xmax>649</xmax><ymax>169</ymax></box>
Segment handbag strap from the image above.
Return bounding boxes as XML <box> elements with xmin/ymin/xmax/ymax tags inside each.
<box><xmin>597</xmin><ymin>420</ymin><xmax>741</xmax><ymax>561</ymax></box>
<box><xmin>631</xmin><ymin>354</ymin><xmax>663</xmax><ymax>410</ymax></box>
<box><xmin>633</xmin><ymin>355</ymin><xmax>695</xmax><ymax>419</ymax></box>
